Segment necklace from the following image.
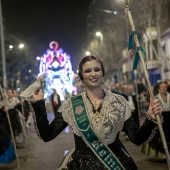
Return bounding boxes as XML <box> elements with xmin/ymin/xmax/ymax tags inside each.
<box><xmin>86</xmin><ymin>90</ymin><xmax>104</xmax><ymax>111</ymax></box>
<box><xmin>91</xmin><ymin>98</ymin><xmax>102</xmax><ymax>110</ymax></box>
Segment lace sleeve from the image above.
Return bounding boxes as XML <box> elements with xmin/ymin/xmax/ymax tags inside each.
<box><xmin>58</xmin><ymin>99</ymin><xmax>73</xmax><ymax>125</ymax></box>
<box><xmin>58</xmin><ymin>99</ymin><xmax>81</xmax><ymax>136</ymax></box>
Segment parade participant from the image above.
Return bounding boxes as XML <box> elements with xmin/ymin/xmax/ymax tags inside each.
<box><xmin>50</xmin><ymin>89</ymin><xmax>61</xmax><ymax>117</ymax></box>
<box><xmin>22</xmin><ymin>55</ymin><xmax>162</xmax><ymax>170</ymax></box>
<box><xmin>125</xmin><ymin>85</ymin><xmax>139</xmax><ymax>127</ymax></box>
<box><xmin>0</xmin><ymin>93</ymin><xmax>4</xmax><ymax>108</ymax></box>
<box><xmin>19</xmin><ymin>90</ymin><xmax>32</xmax><ymax>128</ymax></box>
<box><xmin>0</xmin><ymin>104</ymin><xmax>16</xmax><ymax>165</ymax></box>
<box><xmin>141</xmin><ymin>81</ymin><xmax>170</xmax><ymax>160</ymax></box>
<box><xmin>5</xmin><ymin>89</ymin><xmax>24</xmax><ymax>144</ymax></box>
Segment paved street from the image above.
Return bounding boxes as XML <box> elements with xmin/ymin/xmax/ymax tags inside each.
<box><xmin>0</xmin><ymin>111</ymin><xmax>168</xmax><ymax>170</ymax></box>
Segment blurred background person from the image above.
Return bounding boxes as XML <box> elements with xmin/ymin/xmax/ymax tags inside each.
<box><xmin>111</xmin><ymin>83</ymin><xmax>128</xmax><ymax>100</ymax></box>
<box><xmin>137</xmin><ymin>79</ymin><xmax>146</xmax><ymax>95</ymax></box>
<box><xmin>18</xmin><ymin>89</ymin><xmax>32</xmax><ymax>128</ymax></box>
<box><xmin>4</xmin><ymin>89</ymin><xmax>24</xmax><ymax>146</ymax></box>
<box><xmin>64</xmin><ymin>89</ymin><xmax>70</xmax><ymax>100</ymax></box>
<box><xmin>111</xmin><ymin>83</ymin><xmax>121</xmax><ymax>94</ymax></box>
<box><xmin>126</xmin><ymin>85</ymin><xmax>140</xmax><ymax>127</ymax></box>
<box><xmin>165</xmin><ymin>79</ymin><xmax>170</xmax><ymax>93</ymax></box>
<box><xmin>0</xmin><ymin>103</ymin><xmax>16</xmax><ymax>166</ymax></box>
<box><xmin>153</xmin><ymin>82</ymin><xmax>161</xmax><ymax>96</ymax></box>
<box><xmin>141</xmin><ymin>81</ymin><xmax>170</xmax><ymax>160</ymax></box>
<box><xmin>50</xmin><ymin>89</ymin><xmax>61</xmax><ymax>117</ymax></box>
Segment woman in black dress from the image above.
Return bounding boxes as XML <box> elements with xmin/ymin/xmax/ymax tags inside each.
<box><xmin>141</xmin><ymin>81</ymin><xmax>170</xmax><ymax>159</ymax></box>
<box><xmin>22</xmin><ymin>55</ymin><xmax>162</xmax><ymax>170</ymax></box>
<box><xmin>0</xmin><ymin>103</ymin><xmax>16</xmax><ymax>164</ymax></box>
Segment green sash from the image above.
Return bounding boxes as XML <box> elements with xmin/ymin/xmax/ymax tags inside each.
<box><xmin>71</xmin><ymin>94</ymin><xmax>127</xmax><ymax>170</ymax></box>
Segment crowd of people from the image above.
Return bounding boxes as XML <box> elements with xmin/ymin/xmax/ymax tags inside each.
<box><xmin>0</xmin><ymin>86</ymin><xmax>72</xmax><ymax>168</ymax></box>
<box><xmin>0</xmin><ymin>55</ymin><xmax>170</xmax><ymax>169</ymax></box>
<box><xmin>0</xmin><ymin>87</ymin><xmax>36</xmax><ymax>168</ymax></box>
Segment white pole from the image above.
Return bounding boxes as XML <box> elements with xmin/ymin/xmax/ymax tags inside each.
<box><xmin>0</xmin><ymin>0</ymin><xmax>7</xmax><ymax>89</ymax></box>
<box><xmin>126</xmin><ymin>5</ymin><xmax>170</xmax><ymax>168</ymax></box>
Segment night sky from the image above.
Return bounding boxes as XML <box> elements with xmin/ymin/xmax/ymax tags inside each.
<box><xmin>1</xmin><ymin>0</ymin><xmax>92</xmax><ymax>71</ymax></box>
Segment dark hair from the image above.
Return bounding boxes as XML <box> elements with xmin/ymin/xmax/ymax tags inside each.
<box><xmin>158</xmin><ymin>81</ymin><xmax>168</xmax><ymax>89</ymax></box>
<box><xmin>7</xmin><ymin>89</ymin><xmax>13</xmax><ymax>93</ymax></box>
<box><xmin>78</xmin><ymin>55</ymin><xmax>105</xmax><ymax>81</ymax></box>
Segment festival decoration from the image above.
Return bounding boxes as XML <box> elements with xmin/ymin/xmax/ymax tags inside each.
<box><xmin>121</xmin><ymin>0</ymin><xmax>170</xmax><ymax>168</ymax></box>
<box><xmin>38</xmin><ymin>41</ymin><xmax>75</xmax><ymax>100</ymax></box>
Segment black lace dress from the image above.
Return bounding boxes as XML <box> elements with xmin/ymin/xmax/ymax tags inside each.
<box><xmin>31</xmin><ymin>99</ymin><xmax>157</xmax><ymax>170</ymax></box>
<box><xmin>63</xmin><ymin>134</ymin><xmax>137</xmax><ymax>170</ymax></box>
<box><xmin>141</xmin><ymin>93</ymin><xmax>170</xmax><ymax>159</ymax></box>
<box><xmin>148</xmin><ymin>111</ymin><xmax>170</xmax><ymax>152</ymax></box>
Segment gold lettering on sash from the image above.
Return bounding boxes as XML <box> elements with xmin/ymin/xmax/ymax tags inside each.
<box><xmin>99</xmin><ymin>150</ymin><xmax>106</xmax><ymax>157</ymax></box>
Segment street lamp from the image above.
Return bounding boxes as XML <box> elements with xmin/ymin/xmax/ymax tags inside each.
<box><xmin>95</xmin><ymin>31</ymin><xmax>103</xmax><ymax>45</ymax></box>
<box><xmin>85</xmin><ymin>51</ymin><xmax>91</xmax><ymax>56</ymax></box>
<box><xmin>18</xmin><ymin>43</ymin><xmax>24</xmax><ymax>49</ymax></box>
<box><xmin>36</xmin><ymin>56</ymin><xmax>40</xmax><ymax>60</ymax></box>
<box><xmin>8</xmin><ymin>44</ymin><xmax>25</xmax><ymax>50</ymax></box>
<box><xmin>9</xmin><ymin>45</ymin><xmax>14</xmax><ymax>50</ymax></box>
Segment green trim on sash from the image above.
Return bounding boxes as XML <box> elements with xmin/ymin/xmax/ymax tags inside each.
<box><xmin>71</xmin><ymin>94</ymin><xmax>127</xmax><ymax>170</ymax></box>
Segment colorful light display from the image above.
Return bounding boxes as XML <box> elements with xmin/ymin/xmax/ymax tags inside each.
<box><xmin>38</xmin><ymin>41</ymin><xmax>75</xmax><ymax>100</ymax></box>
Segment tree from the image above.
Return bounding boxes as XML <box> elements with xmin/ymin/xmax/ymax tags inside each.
<box><xmin>86</xmin><ymin>0</ymin><xmax>170</xmax><ymax>82</ymax></box>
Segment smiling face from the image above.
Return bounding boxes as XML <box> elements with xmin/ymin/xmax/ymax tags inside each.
<box><xmin>81</xmin><ymin>59</ymin><xmax>103</xmax><ymax>89</ymax></box>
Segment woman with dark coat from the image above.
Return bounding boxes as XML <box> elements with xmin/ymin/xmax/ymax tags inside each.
<box><xmin>0</xmin><ymin>105</ymin><xmax>16</xmax><ymax>164</ymax></box>
<box><xmin>20</xmin><ymin>55</ymin><xmax>162</xmax><ymax>170</ymax></box>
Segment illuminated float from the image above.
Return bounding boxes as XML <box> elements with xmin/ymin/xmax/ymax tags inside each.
<box><xmin>38</xmin><ymin>41</ymin><xmax>75</xmax><ymax>100</ymax></box>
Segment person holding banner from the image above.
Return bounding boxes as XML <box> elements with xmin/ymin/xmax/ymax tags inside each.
<box><xmin>24</xmin><ymin>55</ymin><xmax>162</xmax><ymax>170</ymax></box>
<box><xmin>141</xmin><ymin>81</ymin><xmax>170</xmax><ymax>160</ymax></box>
